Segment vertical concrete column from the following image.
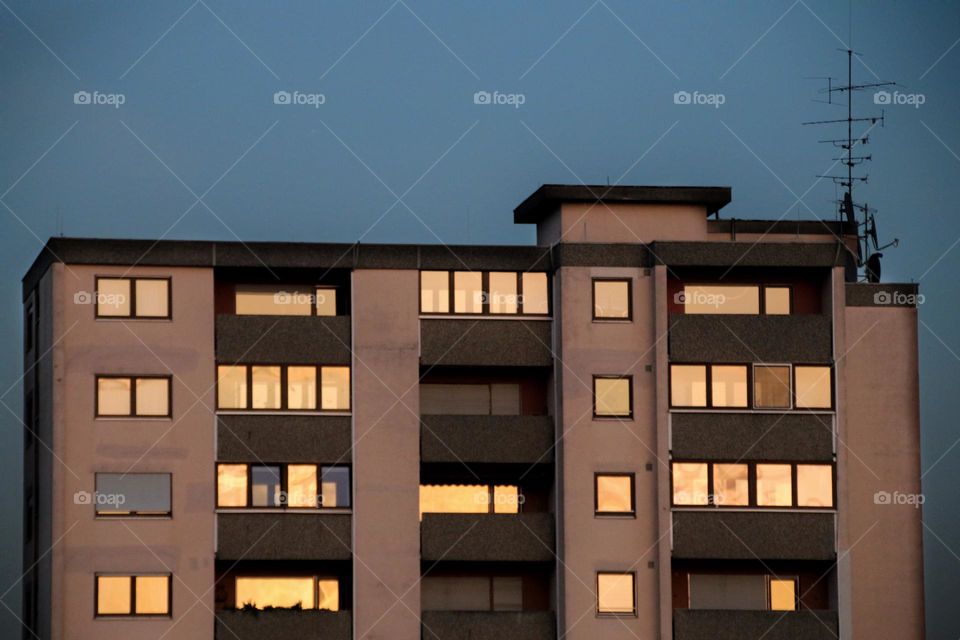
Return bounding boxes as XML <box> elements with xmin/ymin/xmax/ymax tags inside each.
<box><xmin>352</xmin><ymin>269</ymin><xmax>421</xmax><ymax>640</ymax></box>
<box><xmin>653</xmin><ymin>264</ymin><xmax>672</xmax><ymax>639</ymax></box>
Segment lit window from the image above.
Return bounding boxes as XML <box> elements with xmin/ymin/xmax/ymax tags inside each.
<box><xmin>756</xmin><ymin>464</ymin><xmax>792</xmax><ymax>507</ymax></box>
<box><xmin>670</xmin><ymin>365</ymin><xmax>707</xmax><ymax>407</ymax></box>
<box><xmin>96</xmin><ymin>574</ymin><xmax>170</xmax><ymax>617</ymax></box>
<box><xmin>420</xmin><ymin>271</ymin><xmax>449</xmax><ymax>313</ymax></box>
<box><xmin>764</xmin><ymin>287</ymin><xmax>791</xmax><ymax>315</ymax></box>
<box><xmin>795</xmin><ymin>366</ymin><xmax>832</xmax><ymax>409</ymax></box>
<box><xmin>419</xmin><ymin>484</ymin><xmax>516</xmax><ymax>519</ymax></box>
<box><xmin>597</xmin><ymin>572</ymin><xmax>636</xmax><ymax>615</ymax></box>
<box><xmin>97</xmin><ymin>376</ymin><xmax>170</xmax><ymax>417</ymax></box>
<box><xmin>287</xmin><ymin>366</ymin><xmax>317</xmax><ymax>410</ymax></box>
<box><xmin>682</xmin><ymin>285</ymin><xmax>759</xmax><ymax>314</ymax></box>
<box><xmin>251</xmin><ymin>366</ymin><xmax>282</xmax><ymax>410</ymax></box>
<box><xmin>217</xmin><ymin>365</ymin><xmax>247</xmax><ymax>409</ymax></box>
<box><xmin>236</xmin><ymin>577</ymin><xmax>316</xmax><ymax>609</ymax></box>
<box><xmin>317</xmin><ymin>579</ymin><xmax>340</xmax><ymax>611</ymax></box>
<box><xmin>596</xmin><ymin>474</ymin><xmax>634</xmax><ymax>515</ymax></box>
<box><xmin>287</xmin><ymin>465</ymin><xmax>318</xmax><ymax>508</ymax></box>
<box><xmin>768</xmin><ymin>577</ymin><xmax>797</xmax><ymax>611</ymax></box>
<box><xmin>251</xmin><ymin>465</ymin><xmax>282</xmax><ymax>507</ymax></box>
<box><xmin>135</xmin><ymin>280</ymin><xmax>170</xmax><ymax>318</ymax></box>
<box><xmin>594</xmin><ymin>376</ymin><xmax>632</xmax><ymax>418</ymax></box>
<box><xmin>672</xmin><ymin>463</ymin><xmax>709</xmax><ymax>505</ymax></box>
<box><xmin>493</xmin><ymin>485</ymin><xmax>520</xmax><ymax>514</ymax></box>
<box><xmin>593</xmin><ymin>279</ymin><xmax>631</xmax><ymax>320</ymax></box>
<box><xmin>95</xmin><ymin>279</ymin><xmax>131</xmax><ymax>317</ymax></box>
<box><xmin>95</xmin><ymin>277</ymin><xmax>170</xmax><ymax>319</ymax></box>
<box><xmin>754</xmin><ymin>365</ymin><xmax>791</xmax><ymax>409</ymax></box>
<box><xmin>713</xmin><ymin>464</ymin><xmax>749</xmax><ymax>506</ymax></box>
<box><xmin>711</xmin><ymin>365</ymin><xmax>748</xmax><ymax>408</ymax></box>
<box><xmin>95</xmin><ymin>473</ymin><xmax>171</xmax><ymax>517</ymax></box>
<box><xmin>235</xmin><ymin>285</ymin><xmax>313</xmax><ymax>315</ymax></box>
<box><xmin>796</xmin><ymin>464</ymin><xmax>833</xmax><ymax>508</ymax></box>
<box><xmin>489</xmin><ymin>272</ymin><xmax>518</xmax><ymax>314</ymax></box>
<box><xmin>217</xmin><ymin>464</ymin><xmax>248</xmax><ymax>507</ymax></box>
<box><xmin>454</xmin><ymin>272</ymin><xmax>483</xmax><ymax>313</ymax></box>
<box><xmin>521</xmin><ymin>273</ymin><xmax>549</xmax><ymax>315</ymax></box>
<box><xmin>321</xmin><ymin>366</ymin><xmax>351</xmax><ymax>410</ymax></box>
<box><xmin>315</xmin><ymin>287</ymin><xmax>337</xmax><ymax>316</ymax></box>
<box><xmin>320</xmin><ymin>466</ymin><xmax>351</xmax><ymax>508</ymax></box>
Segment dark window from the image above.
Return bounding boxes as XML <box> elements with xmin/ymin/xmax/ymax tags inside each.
<box><xmin>94</xmin><ymin>473</ymin><xmax>171</xmax><ymax>517</ymax></box>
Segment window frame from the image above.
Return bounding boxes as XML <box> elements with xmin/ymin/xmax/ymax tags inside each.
<box><xmin>591</xmin><ymin>277</ymin><xmax>633</xmax><ymax>321</ymax></box>
<box><xmin>792</xmin><ymin>364</ymin><xmax>834</xmax><ymax>410</ymax></box>
<box><xmin>669</xmin><ymin>363</ymin><xmax>834</xmax><ymax>411</ymax></box>
<box><xmin>216</xmin><ymin>463</ymin><xmax>352</xmax><ymax>510</ymax></box>
<box><xmin>762</xmin><ymin>285</ymin><xmax>793</xmax><ymax>315</ymax></box>
<box><xmin>670</xmin><ymin>460</ymin><xmax>836</xmax><ymax>510</ymax></box>
<box><xmin>94</xmin><ymin>573</ymin><xmax>172</xmax><ymax>618</ymax></box>
<box><xmin>95</xmin><ymin>375</ymin><xmax>172</xmax><ymax>418</ymax></box>
<box><xmin>751</xmin><ymin>363</ymin><xmax>794</xmax><ymax>410</ymax></box>
<box><xmin>592</xmin><ymin>375</ymin><xmax>634</xmax><ymax>420</ymax></box>
<box><xmin>234</xmin><ymin>284</ymin><xmax>339</xmax><ymax>317</ymax></box>
<box><xmin>767</xmin><ymin>575</ymin><xmax>799</xmax><ymax>611</ymax></box>
<box><xmin>94</xmin><ymin>276</ymin><xmax>172</xmax><ymax>320</ymax></box>
<box><xmin>233</xmin><ymin>575</ymin><xmax>341</xmax><ymax>610</ymax></box>
<box><xmin>594</xmin><ymin>472</ymin><xmax>636</xmax><ymax>517</ymax></box>
<box><xmin>215</xmin><ymin>364</ymin><xmax>351</xmax><ymax>412</ymax></box>
<box><xmin>419</xmin><ymin>270</ymin><xmax>551</xmax><ymax>317</ymax></box>
<box><xmin>94</xmin><ymin>472</ymin><xmax>173</xmax><ymax>518</ymax></box>
<box><xmin>596</xmin><ymin>571</ymin><xmax>637</xmax><ymax>617</ymax></box>
<box><xmin>678</xmin><ymin>282</ymin><xmax>794</xmax><ymax>316</ymax></box>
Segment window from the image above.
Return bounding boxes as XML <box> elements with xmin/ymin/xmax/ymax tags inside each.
<box><xmin>96</xmin><ymin>376</ymin><xmax>171</xmax><ymax>417</ymax></box>
<box><xmin>95</xmin><ymin>277</ymin><xmax>170</xmax><ymax>319</ymax></box>
<box><xmin>753</xmin><ymin>365</ymin><xmax>791</xmax><ymax>409</ymax></box>
<box><xmin>595</xmin><ymin>474</ymin><xmax>634</xmax><ymax>515</ymax></box>
<box><xmin>682</xmin><ymin>285</ymin><xmax>759</xmax><ymax>314</ymax></box>
<box><xmin>597</xmin><ymin>572</ymin><xmax>636</xmax><ymax>615</ymax></box>
<box><xmin>688</xmin><ymin>574</ymin><xmax>798</xmax><ymax>611</ymax></box>
<box><xmin>217</xmin><ymin>464</ymin><xmax>350</xmax><ymax>509</ymax></box>
<box><xmin>710</xmin><ymin>365</ymin><xmax>748</xmax><ymax>408</ymax></box>
<box><xmin>420</xmin><ymin>383</ymin><xmax>521</xmax><ymax>415</ymax></box>
<box><xmin>764</xmin><ymin>286</ymin><xmax>791</xmax><ymax>315</ymax></box>
<box><xmin>95</xmin><ymin>574</ymin><xmax>170</xmax><ymax>616</ymax></box>
<box><xmin>593</xmin><ymin>376</ymin><xmax>632</xmax><ymax>418</ymax></box>
<box><xmin>673</xmin><ymin>461</ymin><xmax>834</xmax><ymax>509</ymax></box>
<box><xmin>95</xmin><ymin>473</ymin><xmax>171</xmax><ymax>517</ymax></box>
<box><xmin>422</xmin><ymin>576</ymin><xmax>522</xmax><ymax>612</ymax></box>
<box><xmin>670</xmin><ymin>365</ymin><xmax>707</xmax><ymax>407</ymax></box>
<box><xmin>768</xmin><ymin>577</ymin><xmax>797</xmax><ymax>611</ymax></box>
<box><xmin>235</xmin><ymin>285</ymin><xmax>337</xmax><ymax>316</ymax></box>
<box><xmin>235</xmin><ymin>577</ymin><xmax>339</xmax><ymax>611</ymax></box>
<box><xmin>593</xmin><ymin>279</ymin><xmax>631</xmax><ymax>320</ymax></box>
<box><xmin>794</xmin><ymin>366</ymin><xmax>832</xmax><ymax>409</ymax></box>
<box><xmin>216</xmin><ymin>365</ymin><xmax>350</xmax><ymax>411</ymax></box>
<box><xmin>419</xmin><ymin>484</ymin><xmax>520</xmax><ymax>519</ymax></box>
<box><xmin>420</xmin><ymin>270</ymin><xmax>550</xmax><ymax>316</ymax></box>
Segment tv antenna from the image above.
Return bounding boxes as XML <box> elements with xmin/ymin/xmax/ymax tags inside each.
<box><xmin>803</xmin><ymin>48</ymin><xmax>899</xmax><ymax>282</ymax></box>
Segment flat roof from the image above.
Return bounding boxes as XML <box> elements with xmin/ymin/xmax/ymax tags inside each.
<box><xmin>513</xmin><ymin>184</ymin><xmax>733</xmax><ymax>223</ymax></box>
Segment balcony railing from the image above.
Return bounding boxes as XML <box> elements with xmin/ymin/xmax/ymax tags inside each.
<box><xmin>217</xmin><ymin>513</ymin><xmax>351</xmax><ymax>561</ymax></box>
<box><xmin>668</xmin><ymin>313</ymin><xmax>832</xmax><ymax>363</ymax></box>
<box><xmin>671</xmin><ymin>413</ymin><xmax>833</xmax><ymax>461</ymax></box>
<box><xmin>420</xmin><ymin>319</ymin><xmax>552</xmax><ymax>367</ymax></box>
<box><xmin>420</xmin><ymin>415</ymin><xmax>554</xmax><ymax>464</ymax></box>
<box><xmin>216</xmin><ymin>314</ymin><xmax>351</xmax><ymax>364</ymax></box>
<box><xmin>672</xmin><ymin>511</ymin><xmax>835</xmax><ymax>561</ymax></box>
<box><xmin>673</xmin><ymin>609</ymin><xmax>839</xmax><ymax>640</ymax></box>
<box><xmin>420</xmin><ymin>513</ymin><xmax>554</xmax><ymax>562</ymax></box>
<box><xmin>421</xmin><ymin>611</ymin><xmax>555</xmax><ymax>640</ymax></box>
<box><xmin>215</xmin><ymin>609</ymin><xmax>351</xmax><ymax>640</ymax></box>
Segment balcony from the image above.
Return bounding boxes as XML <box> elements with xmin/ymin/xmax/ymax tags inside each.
<box><xmin>672</xmin><ymin>511</ymin><xmax>835</xmax><ymax>561</ymax></box>
<box><xmin>215</xmin><ymin>609</ymin><xmax>350</xmax><ymax>640</ymax></box>
<box><xmin>421</xmin><ymin>513</ymin><xmax>554</xmax><ymax>562</ymax></box>
<box><xmin>671</xmin><ymin>413</ymin><xmax>833</xmax><ymax>461</ymax></box>
<box><xmin>673</xmin><ymin>609</ymin><xmax>839</xmax><ymax>640</ymax></box>
<box><xmin>217</xmin><ymin>415</ymin><xmax>351</xmax><ymax>462</ymax></box>
<box><xmin>216</xmin><ymin>314</ymin><xmax>351</xmax><ymax>364</ymax></box>
<box><xmin>420</xmin><ymin>319</ymin><xmax>552</xmax><ymax>367</ymax></box>
<box><xmin>217</xmin><ymin>513</ymin><xmax>351</xmax><ymax>561</ymax></box>
<box><xmin>668</xmin><ymin>314</ymin><xmax>832</xmax><ymax>363</ymax></box>
<box><xmin>421</xmin><ymin>611</ymin><xmax>555</xmax><ymax>640</ymax></box>
<box><xmin>421</xmin><ymin>415</ymin><xmax>554</xmax><ymax>464</ymax></box>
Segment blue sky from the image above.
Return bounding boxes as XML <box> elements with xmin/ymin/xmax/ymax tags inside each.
<box><xmin>2</xmin><ymin>1</ymin><xmax>958</xmax><ymax>635</ymax></box>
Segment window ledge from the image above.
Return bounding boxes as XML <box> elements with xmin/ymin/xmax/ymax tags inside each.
<box><xmin>216</xmin><ymin>508</ymin><xmax>352</xmax><ymax>515</ymax></box>
<box><xmin>95</xmin><ymin>417</ymin><xmax>172</xmax><ymax>421</ymax></box>
<box><xmin>669</xmin><ymin>409</ymin><xmax>835</xmax><ymax>415</ymax></box>
<box><xmin>419</xmin><ymin>314</ymin><xmax>552</xmax><ymax>321</ymax></box>
<box><xmin>671</xmin><ymin>507</ymin><xmax>836</xmax><ymax>514</ymax></box>
<box><xmin>215</xmin><ymin>411</ymin><xmax>352</xmax><ymax>417</ymax></box>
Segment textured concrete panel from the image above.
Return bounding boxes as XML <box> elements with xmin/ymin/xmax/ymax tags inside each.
<box><xmin>672</xmin><ymin>511</ymin><xmax>835</xmax><ymax>560</ymax></box>
<box><xmin>671</xmin><ymin>413</ymin><xmax>833</xmax><ymax>461</ymax></box>
<box><xmin>216</xmin><ymin>315</ymin><xmax>351</xmax><ymax>364</ymax></box>
<box><xmin>420</xmin><ymin>320</ymin><xmax>553</xmax><ymax>367</ymax></box>
<box><xmin>217</xmin><ymin>415</ymin><xmax>351</xmax><ymax>462</ymax></box>
<box><xmin>845</xmin><ymin>282</ymin><xmax>920</xmax><ymax>307</ymax></box>
<box><xmin>420</xmin><ymin>415</ymin><xmax>554</xmax><ymax>464</ymax></box>
<box><xmin>217</xmin><ymin>513</ymin><xmax>351</xmax><ymax>560</ymax></box>
<box><xmin>552</xmin><ymin>243</ymin><xmax>650</xmax><ymax>267</ymax></box>
<box><xmin>421</xmin><ymin>611</ymin><xmax>556</xmax><ymax>640</ymax></box>
<box><xmin>669</xmin><ymin>314</ymin><xmax>833</xmax><ymax>363</ymax></box>
<box><xmin>421</xmin><ymin>514</ymin><xmax>554</xmax><ymax>562</ymax></box>
<box><xmin>673</xmin><ymin>609</ymin><xmax>839</xmax><ymax>640</ymax></box>
<box><xmin>215</xmin><ymin>610</ymin><xmax>351</xmax><ymax>640</ymax></box>
<box><xmin>651</xmin><ymin>242</ymin><xmax>845</xmax><ymax>267</ymax></box>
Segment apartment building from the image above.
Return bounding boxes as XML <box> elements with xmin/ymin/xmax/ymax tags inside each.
<box><xmin>20</xmin><ymin>184</ymin><xmax>924</xmax><ymax>640</ymax></box>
